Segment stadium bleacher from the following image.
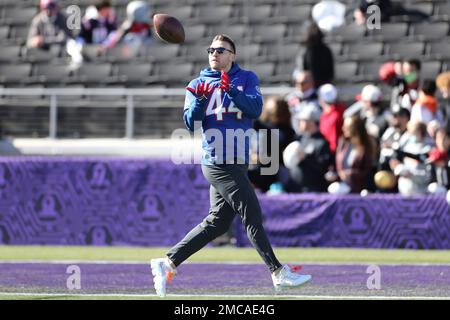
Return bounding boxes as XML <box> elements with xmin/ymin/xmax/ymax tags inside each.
<box><xmin>0</xmin><ymin>0</ymin><xmax>449</xmax><ymax>138</ymax></box>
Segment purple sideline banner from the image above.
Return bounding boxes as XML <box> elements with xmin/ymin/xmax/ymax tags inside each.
<box><xmin>0</xmin><ymin>156</ymin><xmax>449</xmax><ymax>249</ymax></box>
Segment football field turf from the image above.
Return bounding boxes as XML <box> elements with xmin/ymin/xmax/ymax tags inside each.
<box><xmin>0</xmin><ymin>246</ymin><xmax>449</xmax><ymax>300</ymax></box>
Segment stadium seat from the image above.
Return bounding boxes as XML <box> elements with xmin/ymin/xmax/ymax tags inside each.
<box><xmin>210</xmin><ymin>24</ymin><xmax>248</xmax><ymax>41</ymax></box>
<box><xmin>143</xmin><ymin>43</ymin><xmax>180</xmax><ymax>63</ymax></box>
<box><xmin>435</xmin><ymin>2</ymin><xmax>450</xmax><ymax>21</ymax></box>
<box><xmin>251</xmin><ymin>24</ymin><xmax>287</xmax><ymax>43</ymax></box>
<box><xmin>183</xmin><ymin>24</ymin><xmax>207</xmax><ymax>44</ymax></box>
<box><xmin>265</xmin><ymin>43</ymin><xmax>301</xmax><ymax>62</ymax></box>
<box><xmin>153</xmin><ymin>63</ymin><xmax>194</xmax><ymax>85</ymax></box>
<box><xmin>74</xmin><ymin>63</ymin><xmax>114</xmax><ymax>85</ymax></box>
<box><xmin>1</xmin><ymin>7</ymin><xmax>37</xmax><ymax>26</ymax></box>
<box><xmin>328</xmin><ymin>42</ymin><xmax>343</xmax><ymax>59</ymax></box>
<box><xmin>370</xmin><ymin>23</ymin><xmax>409</xmax><ymax>41</ymax></box>
<box><xmin>0</xmin><ymin>63</ymin><xmax>32</xmax><ymax>85</ymax></box>
<box><xmin>154</xmin><ymin>6</ymin><xmax>194</xmax><ymax>21</ymax></box>
<box><xmin>242</xmin><ymin>62</ymin><xmax>275</xmax><ymax>82</ymax></box>
<box><xmin>411</xmin><ymin>22</ymin><xmax>449</xmax><ymax>41</ymax></box>
<box><xmin>334</xmin><ymin>61</ymin><xmax>358</xmax><ymax>82</ymax></box>
<box><xmin>241</xmin><ymin>5</ymin><xmax>272</xmax><ymax>23</ymax></box>
<box><xmin>345</xmin><ymin>42</ymin><xmax>384</xmax><ymax>61</ymax></box>
<box><xmin>0</xmin><ymin>44</ymin><xmax>22</xmax><ymax>63</ymax></box>
<box><xmin>272</xmin><ymin>61</ymin><xmax>295</xmax><ymax>83</ymax></box>
<box><xmin>402</xmin><ymin>2</ymin><xmax>434</xmax><ymax>17</ymax></box>
<box><xmin>275</xmin><ymin>4</ymin><xmax>312</xmax><ymax>23</ymax></box>
<box><xmin>327</xmin><ymin>24</ymin><xmax>366</xmax><ymax>42</ymax></box>
<box><xmin>23</xmin><ymin>46</ymin><xmax>61</xmax><ymax>63</ymax></box>
<box><xmin>420</xmin><ymin>61</ymin><xmax>442</xmax><ymax>80</ymax></box>
<box><xmin>0</xmin><ymin>25</ymin><xmax>9</xmax><ymax>41</ymax></box>
<box><xmin>10</xmin><ymin>25</ymin><xmax>29</xmax><ymax>45</ymax></box>
<box><xmin>360</xmin><ymin>61</ymin><xmax>383</xmax><ymax>82</ymax></box>
<box><xmin>236</xmin><ymin>43</ymin><xmax>261</xmax><ymax>59</ymax></box>
<box><xmin>195</xmin><ymin>5</ymin><xmax>233</xmax><ymax>24</ymax></box>
<box><xmin>429</xmin><ymin>41</ymin><xmax>450</xmax><ymax>59</ymax></box>
<box><xmin>183</xmin><ymin>44</ymin><xmax>209</xmax><ymax>63</ymax></box>
<box><xmin>32</xmin><ymin>64</ymin><xmax>73</xmax><ymax>84</ymax></box>
<box><xmin>115</xmin><ymin>63</ymin><xmax>153</xmax><ymax>85</ymax></box>
<box><xmin>387</xmin><ymin>42</ymin><xmax>425</xmax><ymax>59</ymax></box>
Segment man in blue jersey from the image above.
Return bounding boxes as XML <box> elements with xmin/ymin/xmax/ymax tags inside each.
<box><xmin>151</xmin><ymin>35</ymin><xmax>311</xmax><ymax>297</ymax></box>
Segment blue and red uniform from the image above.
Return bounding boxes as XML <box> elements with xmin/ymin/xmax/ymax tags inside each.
<box><xmin>183</xmin><ymin>63</ymin><xmax>263</xmax><ymax>165</ymax></box>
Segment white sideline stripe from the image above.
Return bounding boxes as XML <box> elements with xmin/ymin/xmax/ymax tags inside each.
<box><xmin>1</xmin><ymin>260</ymin><xmax>450</xmax><ymax>266</ymax></box>
<box><xmin>0</xmin><ymin>292</ymin><xmax>448</xmax><ymax>300</ymax></box>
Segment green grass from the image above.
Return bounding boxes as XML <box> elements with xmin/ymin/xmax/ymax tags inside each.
<box><xmin>1</xmin><ymin>246</ymin><xmax>450</xmax><ymax>264</ymax></box>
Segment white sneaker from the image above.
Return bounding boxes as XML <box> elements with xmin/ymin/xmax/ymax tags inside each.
<box><xmin>272</xmin><ymin>265</ymin><xmax>312</xmax><ymax>292</ymax></box>
<box><xmin>150</xmin><ymin>258</ymin><xmax>177</xmax><ymax>297</ymax></box>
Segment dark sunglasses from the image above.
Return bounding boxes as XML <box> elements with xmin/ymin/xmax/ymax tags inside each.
<box><xmin>207</xmin><ymin>47</ymin><xmax>234</xmax><ymax>55</ymax></box>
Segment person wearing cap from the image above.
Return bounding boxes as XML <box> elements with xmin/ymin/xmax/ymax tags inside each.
<box><xmin>100</xmin><ymin>0</ymin><xmax>152</xmax><ymax>56</ymax></box>
<box><xmin>318</xmin><ymin>84</ymin><xmax>345</xmax><ymax>157</ymax></box>
<box><xmin>27</xmin><ymin>0</ymin><xmax>73</xmax><ymax>50</ymax></box>
<box><xmin>285</xmin><ymin>70</ymin><xmax>320</xmax><ymax>134</ymax></box>
<box><xmin>344</xmin><ymin>84</ymin><xmax>388</xmax><ymax>143</ymax></box>
<box><xmin>379</xmin><ymin>105</ymin><xmax>410</xmax><ymax>172</ymax></box>
<box><xmin>283</xmin><ymin>103</ymin><xmax>332</xmax><ymax>192</ymax></box>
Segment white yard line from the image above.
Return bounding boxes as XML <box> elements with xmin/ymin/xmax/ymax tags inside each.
<box><xmin>1</xmin><ymin>260</ymin><xmax>450</xmax><ymax>266</ymax></box>
<box><xmin>0</xmin><ymin>292</ymin><xmax>448</xmax><ymax>300</ymax></box>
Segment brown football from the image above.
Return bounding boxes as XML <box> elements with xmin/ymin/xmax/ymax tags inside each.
<box><xmin>153</xmin><ymin>13</ymin><xmax>185</xmax><ymax>44</ymax></box>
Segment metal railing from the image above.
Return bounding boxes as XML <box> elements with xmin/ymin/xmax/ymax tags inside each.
<box><xmin>0</xmin><ymin>86</ymin><xmax>293</xmax><ymax>139</ymax></box>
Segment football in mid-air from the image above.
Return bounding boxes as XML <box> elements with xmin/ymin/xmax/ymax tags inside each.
<box><xmin>153</xmin><ymin>13</ymin><xmax>185</xmax><ymax>44</ymax></box>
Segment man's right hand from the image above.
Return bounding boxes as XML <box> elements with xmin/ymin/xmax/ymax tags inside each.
<box><xmin>30</xmin><ymin>36</ymin><xmax>44</xmax><ymax>48</ymax></box>
<box><xmin>186</xmin><ymin>82</ymin><xmax>215</xmax><ymax>100</ymax></box>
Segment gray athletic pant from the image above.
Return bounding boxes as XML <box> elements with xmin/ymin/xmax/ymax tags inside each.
<box><xmin>166</xmin><ymin>163</ymin><xmax>282</xmax><ymax>273</ymax></box>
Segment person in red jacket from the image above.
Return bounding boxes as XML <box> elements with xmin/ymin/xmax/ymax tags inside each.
<box><xmin>318</xmin><ymin>84</ymin><xmax>345</xmax><ymax>157</ymax></box>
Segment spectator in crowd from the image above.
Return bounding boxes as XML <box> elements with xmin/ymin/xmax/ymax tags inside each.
<box><xmin>435</xmin><ymin>72</ymin><xmax>450</xmax><ymax>134</ymax></box>
<box><xmin>248</xmin><ymin>96</ymin><xmax>296</xmax><ymax>193</ymax></box>
<box><xmin>391</xmin><ymin>59</ymin><xmax>421</xmax><ymax>110</ymax></box>
<box><xmin>285</xmin><ymin>70</ymin><xmax>321</xmax><ymax>134</ymax></box>
<box><xmin>354</xmin><ymin>0</ymin><xmax>428</xmax><ymax>26</ymax></box>
<box><xmin>379</xmin><ymin>60</ymin><xmax>404</xmax><ymax>89</ymax></box>
<box><xmin>345</xmin><ymin>84</ymin><xmax>388</xmax><ymax>143</ymax></box>
<box><xmin>67</xmin><ymin>0</ymin><xmax>118</xmax><ymax>69</ymax></box>
<box><xmin>360</xmin><ymin>86</ymin><xmax>388</xmax><ymax>144</ymax></box>
<box><xmin>101</xmin><ymin>0</ymin><xmax>153</xmax><ymax>57</ymax></box>
<box><xmin>334</xmin><ymin>115</ymin><xmax>376</xmax><ymax>193</ymax></box>
<box><xmin>410</xmin><ymin>79</ymin><xmax>438</xmax><ymax>124</ymax></box>
<box><xmin>296</xmin><ymin>23</ymin><xmax>334</xmax><ymax>87</ymax></box>
<box><xmin>390</xmin><ymin>120</ymin><xmax>433</xmax><ymax>195</ymax></box>
<box><xmin>283</xmin><ymin>103</ymin><xmax>332</xmax><ymax>192</ymax></box>
<box><xmin>27</xmin><ymin>0</ymin><xmax>73</xmax><ymax>50</ymax></box>
<box><xmin>77</xmin><ymin>0</ymin><xmax>118</xmax><ymax>49</ymax></box>
<box><xmin>427</xmin><ymin>128</ymin><xmax>450</xmax><ymax>191</ymax></box>
<box><xmin>318</xmin><ymin>84</ymin><xmax>345</xmax><ymax>157</ymax></box>
<box><xmin>379</xmin><ymin>105</ymin><xmax>410</xmax><ymax>171</ymax></box>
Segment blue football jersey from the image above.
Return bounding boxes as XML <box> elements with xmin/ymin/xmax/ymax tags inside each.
<box><xmin>184</xmin><ymin>63</ymin><xmax>263</xmax><ymax>165</ymax></box>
